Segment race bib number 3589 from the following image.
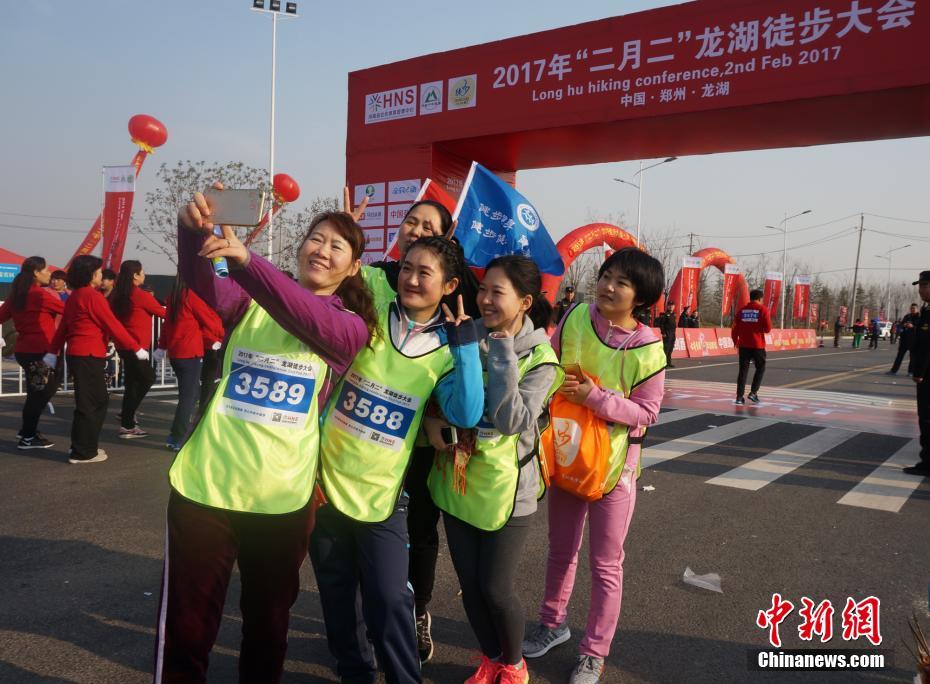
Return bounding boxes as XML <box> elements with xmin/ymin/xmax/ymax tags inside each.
<box><xmin>331</xmin><ymin>371</ymin><xmax>420</xmax><ymax>451</ymax></box>
<box><xmin>219</xmin><ymin>348</ymin><xmax>316</xmax><ymax>429</ymax></box>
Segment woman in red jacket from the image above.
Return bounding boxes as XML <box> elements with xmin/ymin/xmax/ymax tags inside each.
<box><xmin>47</xmin><ymin>255</ymin><xmax>148</xmax><ymax>464</ymax></box>
<box><xmin>156</xmin><ymin>276</ymin><xmax>224</xmax><ymax>451</ymax></box>
<box><xmin>109</xmin><ymin>260</ymin><xmax>166</xmax><ymax>439</ymax></box>
<box><xmin>0</xmin><ymin>256</ymin><xmax>65</xmax><ymax>449</ymax></box>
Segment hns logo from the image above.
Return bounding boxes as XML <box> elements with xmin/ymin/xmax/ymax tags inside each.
<box><xmin>365</xmin><ymin>85</ymin><xmax>417</xmax><ymax>125</ymax></box>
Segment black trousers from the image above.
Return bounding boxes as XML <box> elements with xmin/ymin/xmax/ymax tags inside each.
<box><xmin>68</xmin><ymin>356</ymin><xmax>108</xmax><ymax>458</ymax></box>
<box><xmin>405</xmin><ymin>446</ymin><xmax>440</xmax><ymax>616</ymax></box>
<box><xmin>118</xmin><ymin>350</ymin><xmax>155</xmax><ymax>429</ymax></box>
<box><xmin>662</xmin><ymin>335</ymin><xmax>675</xmax><ymax>366</ymax></box>
<box><xmin>169</xmin><ymin>357</ymin><xmax>203</xmax><ymax>443</ymax></box>
<box><xmin>919</xmin><ymin>379</ymin><xmax>930</xmax><ymax>463</ymax></box>
<box><xmin>736</xmin><ymin>347</ymin><xmax>767</xmax><ymax>398</ymax></box>
<box><xmin>154</xmin><ymin>490</ymin><xmax>313</xmax><ymax>683</ymax></box>
<box><xmin>309</xmin><ymin>497</ymin><xmax>421</xmax><ymax>684</ymax></box>
<box><xmin>443</xmin><ymin>513</ymin><xmax>532</xmax><ymax>666</ymax></box>
<box><xmin>199</xmin><ymin>348</ymin><xmax>220</xmax><ymax>411</ymax></box>
<box><xmin>891</xmin><ymin>339</ymin><xmax>913</xmax><ymax>374</ymax></box>
<box><xmin>14</xmin><ymin>352</ymin><xmax>63</xmax><ymax>438</ymax></box>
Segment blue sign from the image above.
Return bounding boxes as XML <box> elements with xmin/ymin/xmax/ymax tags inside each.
<box><xmin>454</xmin><ymin>162</ymin><xmax>565</xmax><ymax>276</ymax></box>
<box><xmin>224</xmin><ymin>365</ymin><xmax>315</xmax><ymax>414</ymax></box>
<box><xmin>334</xmin><ymin>381</ymin><xmax>417</xmax><ymax>439</ymax></box>
<box><xmin>0</xmin><ymin>263</ymin><xmax>20</xmax><ymax>283</ymax></box>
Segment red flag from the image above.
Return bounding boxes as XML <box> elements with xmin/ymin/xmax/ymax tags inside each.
<box><xmin>382</xmin><ymin>178</ymin><xmax>456</xmax><ymax>261</ymax></box>
<box><xmin>101</xmin><ymin>165</ymin><xmax>137</xmax><ymax>270</ymax></box>
<box><xmin>838</xmin><ymin>305</ymin><xmax>848</xmax><ymax>326</ymax></box>
<box><xmin>792</xmin><ymin>275</ymin><xmax>811</xmax><ymax>321</ymax></box>
<box><xmin>676</xmin><ymin>256</ymin><xmax>703</xmax><ymax>311</ymax></box>
<box><xmin>763</xmin><ymin>272</ymin><xmax>783</xmax><ymax>319</ymax></box>
<box><xmin>809</xmin><ymin>302</ymin><xmax>820</xmax><ymax>325</ymax></box>
<box><xmin>721</xmin><ymin>263</ymin><xmax>741</xmax><ymax>320</ymax></box>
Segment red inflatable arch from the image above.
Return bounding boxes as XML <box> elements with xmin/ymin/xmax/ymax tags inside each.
<box><xmin>667</xmin><ymin>247</ymin><xmax>749</xmax><ymax>316</ymax></box>
<box><xmin>542</xmin><ymin>223</ymin><xmax>638</xmax><ymax>301</ymax></box>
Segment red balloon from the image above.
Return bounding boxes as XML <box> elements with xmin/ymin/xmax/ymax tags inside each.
<box><xmin>128</xmin><ymin>114</ymin><xmax>168</xmax><ymax>150</ymax></box>
<box><xmin>273</xmin><ymin>173</ymin><xmax>300</xmax><ymax>203</ymax></box>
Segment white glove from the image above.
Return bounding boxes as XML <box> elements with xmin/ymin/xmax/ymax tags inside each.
<box><xmin>42</xmin><ymin>353</ymin><xmax>58</xmax><ymax>369</ymax></box>
<box><xmin>135</xmin><ymin>348</ymin><xmax>150</xmax><ymax>361</ymax></box>
<box><xmin>153</xmin><ymin>349</ymin><xmax>166</xmax><ymax>363</ymax></box>
<box><xmin>211</xmin><ymin>341</ymin><xmax>222</xmax><ymax>351</ymax></box>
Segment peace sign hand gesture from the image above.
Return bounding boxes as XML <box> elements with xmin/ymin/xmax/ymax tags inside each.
<box><xmin>441</xmin><ymin>295</ymin><xmax>471</xmax><ymax>327</ymax></box>
<box><xmin>342</xmin><ymin>186</ymin><xmax>370</xmax><ymax>223</ymax></box>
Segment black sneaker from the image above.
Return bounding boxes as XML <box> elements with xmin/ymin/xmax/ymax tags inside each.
<box><xmin>734</xmin><ymin>397</ymin><xmax>745</xmax><ymax>405</ymax></box>
<box><xmin>903</xmin><ymin>463</ymin><xmax>930</xmax><ymax>476</ymax></box>
<box><xmin>18</xmin><ymin>435</ymin><xmax>54</xmax><ymax>450</ymax></box>
<box><xmin>416</xmin><ymin>611</ymin><xmax>434</xmax><ymax>664</ymax></box>
<box><xmin>748</xmin><ymin>393</ymin><xmax>760</xmax><ymax>403</ymax></box>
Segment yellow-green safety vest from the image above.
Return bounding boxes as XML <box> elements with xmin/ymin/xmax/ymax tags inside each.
<box><xmin>429</xmin><ymin>342</ymin><xmax>563</xmax><ymax>531</ymax></box>
<box><xmin>169</xmin><ymin>302</ymin><xmax>326</xmax><ymax>514</ymax></box>
<box><xmin>319</xmin><ymin>302</ymin><xmax>453</xmax><ymax>522</ymax></box>
<box><xmin>361</xmin><ymin>265</ymin><xmax>397</xmax><ymax>311</ymax></box>
<box><xmin>558</xmin><ymin>303</ymin><xmax>666</xmax><ymax>493</ymax></box>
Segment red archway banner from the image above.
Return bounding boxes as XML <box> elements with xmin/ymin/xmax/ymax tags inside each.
<box><xmin>540</xmin><ymin>223</ymin><xmax>639</xmax><ymax>302</ymax></box>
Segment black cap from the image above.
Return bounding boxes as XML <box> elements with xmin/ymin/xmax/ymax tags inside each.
<box><xmin>913</xmin><ymin>270</ymin><xmax>930</xmax><ymax>285</ymax></box>
<box><xmin>565</xmin><ymin>286</ymin><xmax>575</xmax><ymax>292</ymax></box>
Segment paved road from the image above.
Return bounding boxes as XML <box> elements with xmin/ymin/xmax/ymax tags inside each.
<box><xmin>0</xmin><ymin>343</ymin><xmax>925</xmax><ymax>682</ymax></box>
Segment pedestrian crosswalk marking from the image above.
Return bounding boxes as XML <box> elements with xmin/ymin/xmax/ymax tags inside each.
<box><xmin>837</xmin><ymin>439</ymin><xmax>922</xmax><ymax>513</ymax></box>
<box><xmin>641</xmin><ymin>417</ymin><xmax>777</xmax><ymax>469</ymax></box>
<box><xmin>654</xmin><ymin>409</ymin><xmax>703</xmax><ymax>426</ymax></box>
<box><xmin>705</xmin><ymin>427</ymin><xmax>852</xmax><ymax>491</ymax></box>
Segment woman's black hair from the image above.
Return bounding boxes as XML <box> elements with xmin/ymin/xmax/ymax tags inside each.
<box><xmin>301</xmin><ymin>211</ymin><xmax>380</xmax><ymax>348</ymax></box>
<box><xmin>9</xmin><ymin>256</ymin><xmax>46</xmax><ymax>311</ymax></box>
<box><xmin>67</xmin><ymin>255</ymin><xmax>103</xmax><ymax>290</ymax></box>
<box><xmin>110</xmin><ymin>260</ymin><xmax>143</xmax><ymax>319</ymax></box>
<box><xmin>597</xmin><ymin>248</ymin><xmax>665</xmax><ymax>314</ymax></box>
<box><xmin>484</xmin><ymin>254</ymin><xmax>552</xmax><ymax>330</ymax></box>
<box><xmin>167</xmin><ymin>273</ymin><xmax>187</xmax><ymax>324</ymax></box>
<box><xmin>404</xmin><ymin>200</ymin><xmax>453</xmax><ymax>236</ymax></box>
<box><xmin>404</xmin><ymin>235</ymin><xmax>464</xmax><ymax>284</ymax></box>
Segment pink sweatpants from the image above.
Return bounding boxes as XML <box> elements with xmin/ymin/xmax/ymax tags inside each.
<box><xmin>538</xmin><ymin>477</ymin><xmax>638</xmax><ymax>658</ymax></box>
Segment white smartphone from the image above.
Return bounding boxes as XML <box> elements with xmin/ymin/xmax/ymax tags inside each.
<box><xmin>204</xmin><ymin>188</ymin><xmax>266</xmax><ymax>226</ymax></box>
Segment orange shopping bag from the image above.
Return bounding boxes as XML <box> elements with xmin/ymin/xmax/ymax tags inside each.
<box><xmin>540</xmin><ymin>390</ymin><xmax>612</xmax><ymax>502</ymax></box>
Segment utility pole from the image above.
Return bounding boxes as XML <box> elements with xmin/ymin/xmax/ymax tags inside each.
<box><xmin>849</xmin><ymin>213</ymin><xmax>864</xmax><ymax>325</ymax></box>
<box><xmin>689</xmin><ymin>232</ymin><xmax>695</xmax><ymax>254</ymax></box>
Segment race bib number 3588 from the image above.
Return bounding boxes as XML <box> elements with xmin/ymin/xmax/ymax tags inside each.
<box><xmin>219</xmin><ymin>348</ymin><xmax>316</xmax><ymax>429</ymax></box>
<box><xmin>331</xmin><ymin>371</ymin><xmax>420</xmax><ymax>451</ymax></box>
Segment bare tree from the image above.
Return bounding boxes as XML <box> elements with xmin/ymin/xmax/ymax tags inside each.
<box><xmin>134</xmin><ymin>160</ymin><xmax>337</xmax><ymax>269</ymax></box>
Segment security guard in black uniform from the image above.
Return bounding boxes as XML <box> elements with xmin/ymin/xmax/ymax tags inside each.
<box><xmin>903</xmin><ymin>270</ymin><xmax>930</xmax><ymax>476</ymax></box>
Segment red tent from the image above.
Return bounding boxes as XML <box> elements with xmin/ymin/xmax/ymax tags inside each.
<box><xmin>0</xmin><ymin>247</ymin><xmax>61</xmax><ymax>272</ymax></box>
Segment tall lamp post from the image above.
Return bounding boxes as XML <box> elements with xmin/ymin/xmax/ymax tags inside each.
<box><xmin>876</xmin><ymin>244</ymin><xmax>911</xmax><ymax>320</ymax></box>
<box><xmin>764</xmin><ymin>209</ymin><xmax>812</xmax><ymax>329</ymax></box>
<box><xmin>251</xmin><ymin>0</ymin><xmax>298</xmax><ymax>264</ymax></box>
<box><xmin>613</xmin><ymin>156</ymin><xmax>677</xmax><ymax>247</ymax></box>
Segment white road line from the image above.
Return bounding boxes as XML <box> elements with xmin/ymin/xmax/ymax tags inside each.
<box><xmin>654</xmin><ymin>409</ymin><xmax>704</xmax><ymax>426</ymax></box>
<box><xmin>837</xmin><ymin>439</ymin><xmax>923</xmax><ymax>513</ymax></box>
<box><xmin>642</xmin><ymin>417</ymin><xmax>777</xmax><ymax>469</ymax></box>
<box><xmin>706</xmin><ymin>427</ymin><xmax>852</xmax><ymax>491</ymax></box>
<box><xmin>666</xmin><ymin>349</ymin><xmax>871</xmax><ymax>371</ymax></box>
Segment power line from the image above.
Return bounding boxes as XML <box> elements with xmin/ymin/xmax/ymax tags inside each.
<box><xmin>729</xmin><ymin>226</ymin><xmax>857</xmax><ymax>258</ymax></box>
<box><xmin>0</xmin><ymin>210</ymin><xmax>95</xmax><ymax>221</ymax></box>
<box><xmin>864</xmin><ymin>212</ymin><xmax>930</xmax><ymax>225</ymax></box>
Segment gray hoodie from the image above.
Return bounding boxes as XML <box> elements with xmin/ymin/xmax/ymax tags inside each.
<box><xmin>478</xmin><ymin>316</ymin><xmax>560</xmax><ymax>518</ymax></box>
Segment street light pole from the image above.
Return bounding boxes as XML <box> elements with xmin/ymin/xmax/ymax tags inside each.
<box><xmin>876</xmin><ymin>244</ymin><xmax>911</xmax><ymax>319</ymax></box>
<box><xmin>764</xmin><ymin>209</ymin><xmax>812</xmax><ymax>329</ymax></box>
<box><xmin>251</xmin><ymin>0</ymin><xmax>298</xmax><ymax>265</ymax></box>
<box><xmin>613</xmin><ymin>156</ymin><xmax>677</xmax><ymax>247</ymax></box>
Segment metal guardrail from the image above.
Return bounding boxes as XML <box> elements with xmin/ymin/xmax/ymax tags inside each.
<box><xmin>0</xmin><ymin>313</ymin><xmax>177</xmax><ymax>398</ymax></box>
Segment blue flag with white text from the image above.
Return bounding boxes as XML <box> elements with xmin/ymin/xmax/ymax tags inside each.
<box><xmin>453</xmin><ymin>162</ymin><xmax>565</xmax><ymax>276</ymax></box>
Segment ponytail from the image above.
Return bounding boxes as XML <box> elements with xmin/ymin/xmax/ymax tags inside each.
<box><xmin>10</xmin><ymin>256</ymin><xmax>45</xmax><ymax>311</ymax></box>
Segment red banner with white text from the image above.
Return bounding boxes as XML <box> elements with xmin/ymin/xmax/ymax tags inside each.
<box><xmin>676</xmin><ymin>256</ymin><xmax>703</xmax><ymax>312</ymax></box>
<box><xmin>721</xmin><ymin>263</ymin><xmax>741</xmax><ymax>321</ymax></box>
<box><xmin>101</xmin><ymin>165</ymin><xmax>137</xmax><ymax>270</ymax></box>
<box><xmin>763</xmin><ymin>272</ymin><xmax>782</xmax><ymax>320</ymax></box>
<box><xmin>792</xmin><ymin>275</ymin><xmax>811</xmax><ymax>321</ymax></box>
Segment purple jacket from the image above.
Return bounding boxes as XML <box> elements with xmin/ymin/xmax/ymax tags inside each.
<box><xmin>178</xmin><ymin>226</ymin><xmax>369</xmax><ymax>402</ymax></box>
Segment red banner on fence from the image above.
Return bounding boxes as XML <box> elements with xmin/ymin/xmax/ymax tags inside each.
<box><xmin>683</xmin><ymin>328</ymin><xmax>722</xmax><ymax>357</ymax></box>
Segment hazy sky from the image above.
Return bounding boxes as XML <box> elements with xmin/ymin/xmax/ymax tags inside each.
<box><xmin>1</xmin><ymin>0</ymin><xmax>927</xmax><ymax>288</ymax></box>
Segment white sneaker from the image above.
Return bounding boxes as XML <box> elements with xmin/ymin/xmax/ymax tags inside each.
<box><xmin>69</xmin><ymin>449</ymin><xmax>108</xmax><ymax>464</ymax></box>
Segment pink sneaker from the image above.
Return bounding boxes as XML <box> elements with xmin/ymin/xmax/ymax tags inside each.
<box><xmin>498</xmin><ymin>659</ymin><xmax>530</xmax><ymax>684</ymax></box>
<box><xmin>464</xmin><ymin>654</ymin><xmax>501</xmax><ymax>684</ymax></box>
